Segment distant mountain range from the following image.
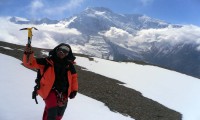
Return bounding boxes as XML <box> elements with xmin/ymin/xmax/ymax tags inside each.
<box><xmin>9</xmin><ymin>7</ymin><xmax>200</xmax><ymax>79</ymax></box>
<box><xmin>10</xmin><ymin>17</ymin><xmax>59</xmax><ymax>24</ymax></box>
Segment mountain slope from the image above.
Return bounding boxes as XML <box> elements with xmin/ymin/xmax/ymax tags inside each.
<box><xmin>0</xmin><ymin>41</ymin><xmax>181</xmax><ymax>120</ymax></box>
<box><xmin>0</xmin><ymin>53</ymin><xmax>135</xmax><ymax>120</ymax></box>
<box><xmin>68</xmin><ymin>7</ymin><xmax>171</xmax><ymax>35</ymax></box>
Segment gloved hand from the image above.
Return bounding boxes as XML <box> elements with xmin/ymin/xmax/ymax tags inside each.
<box><xmin>24</xmin><ymin>44</ymin><xmax>33</xmax><ymax>54</ymax></box>
<box><xmin>69</xmin><ymin>91</ymin><xmax>77</xmax><ymax>99</ymax></box>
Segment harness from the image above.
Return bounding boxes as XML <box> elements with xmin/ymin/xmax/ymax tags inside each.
<box><xmin>52</xmin><ymin>87</ymin><xmax>68</xmax><ymax>107</ymax></box>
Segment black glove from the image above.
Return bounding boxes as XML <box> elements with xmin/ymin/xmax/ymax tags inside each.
<box><xmin>69</xmin><ymin>91</ymin><xmax>77</xmax><ymax>99</ymax></box>
<box><xmin>24</xmin><ymin>44</ymin><xmax>33</xmax><ymax>54</ymax></box>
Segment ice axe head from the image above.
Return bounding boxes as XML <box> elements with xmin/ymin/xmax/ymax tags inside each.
<box><xmin>33</xmin><ymin>27</ymin><xmax>38</xmax><ymax>30</ymax></box>
<box><xmin>20</xmin><ymin>27</ymin><xmax>38</xmax><ymax>46</ymax></box>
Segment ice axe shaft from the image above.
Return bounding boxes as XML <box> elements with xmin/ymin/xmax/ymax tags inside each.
<box><xmin>20</xmin><ymin>27</ymin><xmax>38</xmax><ymax>63</ymax></box>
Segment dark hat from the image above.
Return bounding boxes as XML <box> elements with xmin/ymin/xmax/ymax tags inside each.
<box><xmin>49</xmin><ymin>43</ymin><xmax>76</xmax><ymax>61</ymax></box>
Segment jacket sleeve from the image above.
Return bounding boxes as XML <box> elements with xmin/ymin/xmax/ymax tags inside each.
<box><xmin>22</xmin><ymin>53</ymin><xmax>41</xmax><ymax>69</ymax></box>
<box><xmin>71</xmin><ymin>73</ymin><xmax>78</xmax><ymax>91</ymax></box>
<box><xmin>70</xmin><ymin>64</ymin><xmax>78</xmax><ymax>91</ymax></box>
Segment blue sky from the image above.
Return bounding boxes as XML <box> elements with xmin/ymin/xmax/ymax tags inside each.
<box><xmin>0</xmin><ymin>0</ymin><xmax>199</xmax><ymax>26</ymax></box>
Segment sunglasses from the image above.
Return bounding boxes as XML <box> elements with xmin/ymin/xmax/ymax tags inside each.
<box><xmin>57</xmin><ymin>46</ymin><xmax>70</xmax><ymax>54</ymax></box>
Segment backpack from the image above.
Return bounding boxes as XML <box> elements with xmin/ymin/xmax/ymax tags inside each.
<box><xmin>32</xmin><ymin>62</ymin><xmax>50</xmax><ymax>104</ymax></box>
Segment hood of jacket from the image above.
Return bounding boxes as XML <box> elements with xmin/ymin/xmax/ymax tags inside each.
<box><xmin>49</xmin><ymin>43</ymin><xmax>76</xmax><ymax>62</ymax></box>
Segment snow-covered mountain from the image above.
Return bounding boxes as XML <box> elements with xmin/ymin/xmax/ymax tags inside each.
<box><xmin>5</xmin><ymin>7</ymin><xmax>200</xmax><ymax>78</ymax></box>
<box><xmin>10</xmin><ymin>16</ymin><xmax>59</xmax><ymax>24</ymax></box>
<box><xmin>67</xmin><ymin>7</ymin><xmax>174</xmax><ymax>35</ymax></box>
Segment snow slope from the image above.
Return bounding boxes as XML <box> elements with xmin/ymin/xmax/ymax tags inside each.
<box><xmin>0</xmin><ymin>48</ymin><xmax>200</xmax><ymax>120</ymax></box>
<box><xmin>0</xmin><ymin>53</ymin><xmax>133</xmax><ymax>120</ymax></box>
<box><xmin>76</xmin><ymin>57</ymin><xmax>200</xmax><ymax>120</ymax></box>
<box><xmin>1</xmin><ymin>46</ymin><xmax>200</xmax><ymax>120</ymax></box>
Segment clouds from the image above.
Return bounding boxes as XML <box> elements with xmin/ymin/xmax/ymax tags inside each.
<box><xmin>0</xmin><ymin>17</ymin><xmax>83</xmax><ymax>48</ymax></box>
<box><xmin>134</xmin><ymin>25</ymin><xmax>200</xmax><ymax>44</ymax></box>
<box><xmin>101</xmin><ymin>25</ymin><xmax>200</xmax><ymax>51</ymax></box>
<box><xmin>44</xmin><ymin>0</ymin><xmax>84</xmax><ymax>16</ymax></box>
<box><xmin>31</xmin><ymin>0</ymin><xmax>44</xmax><ymax>9</ymax></box>
<box><xmin>28</xmin><ymin>0</ymin><xmax>84</xmax><ymax>19</ymax></box>
<box><xmin>103</xmin><ymin>27</ymin><xmax>133</xmax><ymax>43</ymax></box>
<box><xmin>139</xmin><ymin>0</ymin><xmax>154</xmax><ymax>6</ymax></box>
<box><xmin>1</xmin><ymin>15</ymin><xmax>200</xmax><ymax>52</ymax></box>
<box><xmin>30</xmin><ymin>0</ymin><xmax>44</xmax><ymax>17</ymax></box>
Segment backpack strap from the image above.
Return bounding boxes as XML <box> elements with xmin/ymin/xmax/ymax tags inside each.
<box><xmin>68</xmin><ymin>61</ymin><xmax>77</xmax><ymax>74</ymax></box>
<box><xmin>35</xmin><ymin>63</ymin><xmax>49</xmax><ymax>86</ymax></box>
<box><xmin>32</xmin><ymin>58</ymin><xmax>51</xmax><ymax>104</ymax></box>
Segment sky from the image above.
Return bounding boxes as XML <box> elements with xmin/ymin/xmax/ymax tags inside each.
<box><xmin>0</xmin><ymin>0</ymin><xmax>200</xmax><ymax>26</ymax></box>
<box><xmin>1</xmin><ymin>46</ymin><xmax>200</xmax><ymax>120</ymax></box>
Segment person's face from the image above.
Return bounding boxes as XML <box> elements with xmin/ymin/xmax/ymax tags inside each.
<box><xmin>56</xmin><ymin>46</ymin><xmax>69</xmax><ymax>59</ymax></box>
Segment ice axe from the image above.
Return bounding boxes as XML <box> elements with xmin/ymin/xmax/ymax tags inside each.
<box><xmin>20</xmin><ymin>27</ymin><xmax>38</xmax><ymax>62</ymax></box>
<box><xmin>20</xmin><ymin>27</ymin><xmax>38</xmax><ymax>47</ymax></box>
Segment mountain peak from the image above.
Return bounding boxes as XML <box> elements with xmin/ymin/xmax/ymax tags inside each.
<box><xmin>84</xmin><ymin>7</ymin><xmax>113</xmax><ymax>13</ymax></box>
<box><xmin>10</xmin><ymin>16</ymin><xmax>29</xmax><ymax>22</ymax></box>
<box><xmin>9</xmin><ymin>16</ymin><xmax>58</xmax><ymax>24</ymax></box>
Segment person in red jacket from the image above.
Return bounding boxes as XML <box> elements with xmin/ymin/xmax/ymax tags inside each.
<box><xmin>23</xmin><ymin>43</ymin><xmax>78</xmax><ymax>120</ymax></box>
